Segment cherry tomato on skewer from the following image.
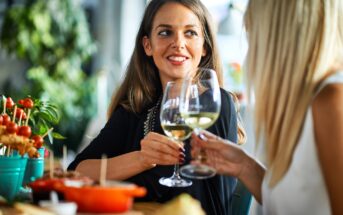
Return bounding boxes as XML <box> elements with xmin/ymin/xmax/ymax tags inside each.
<box><xmin>5</xmin><ymin>97</ymin><xmax>14</xmax><ymax>109</ymax></box>
<box><xmin>18</xmin><ymin>99</ymin><xmax>25</xmax><ymax>106</ymax></box>
<box><xmin>6</xmin><ymin>121</ymin><xmax>18</xmax><ymax>134</ymax></box>
<box><xmin>23</xmin><ymin>98</ymin><xmax>34</xmax><ymax>109</ymax></box>
<box><xmin>1</xmin><ymin>114</ymin><xmax>11</xmax><ymax>126</ymax></box>
<box><xmin>15</xmin><ymin>108</ymin><xmax>27</xmax><ymax>119</ymax></box>
<box><xmin>32</xmin><ymin>135</ymin><xmax>44</xmax><ymax>149</ymax></box>
<box><xmin>18</xmin><ymin>125</ymin><xmax>32</xmax><ymax>137</ymax></box>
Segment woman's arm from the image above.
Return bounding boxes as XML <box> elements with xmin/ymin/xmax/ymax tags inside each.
<box><xmin>76</xmin><ymin>132</ymin><xmax>184</xmax><ymax>181</ymax></box>
<box><xmin>191</xmin><ymin>132</ymin><xmax>265</xmax><ymax>203</ymax></box>
<box><xmin>76</xmin><ymin>151</ymin><xmax>150</xmax><ymax>181</ymax></box>
<box><xmin>313</xmin><ymin>83</ymin><xmax>343</xmax><ymax>214</ymax></box>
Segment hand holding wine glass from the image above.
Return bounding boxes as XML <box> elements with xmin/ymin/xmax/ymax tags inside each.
<box><xmin>179</xmin><ymin>68</ymin><xmax>221</xmax><ymax>179</ymax></box>
<box><xmin>159</xmin><ymin>81</ymin><xmax>193</xmax><ymax>187</ymax></box>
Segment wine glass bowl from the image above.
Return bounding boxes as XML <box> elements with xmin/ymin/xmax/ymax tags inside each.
<box><xmin>179</xmin><ymin>68</ymin><xmax>221</xmax><ymax>179</ymax></box>
<box><xmin>159</xmin><ymin>81</ymin><xmax>193</xmax><ymax>187</ymax></box>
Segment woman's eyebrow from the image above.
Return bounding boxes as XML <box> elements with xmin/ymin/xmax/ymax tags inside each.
<box><xmin>154</xmin><ymin>24</ymin><xmax>200</xmax><ymax>30</ymax></box>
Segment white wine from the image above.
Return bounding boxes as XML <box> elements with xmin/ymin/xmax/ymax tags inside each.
<box><xmin>181</xmin><ymin>112</ymin><xmax>219</xmax><ymax>129</ymax></box>
<box><xmin>162</xmin><ymin>124</ymin><xmax>193</xmax><ymax>141</ymax></box>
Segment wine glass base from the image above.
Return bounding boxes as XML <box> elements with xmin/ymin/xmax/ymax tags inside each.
<box><xmin>159</xmin><ymin>176</ymin><xmax>192</xmax><ymax>187</ymax></box>
<box><xmin>180</xmin><ymin>164</ymin><xmax>216</xmax><ymax>179</ymax></box>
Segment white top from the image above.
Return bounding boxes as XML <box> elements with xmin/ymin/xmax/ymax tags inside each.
<box><xmin>262</xmin><ymin>71</ymin><xmax>343</xmax><ymax>215</ymax></box>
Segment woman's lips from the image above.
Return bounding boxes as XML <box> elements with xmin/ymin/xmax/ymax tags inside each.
<box><xmin>167</xmin><ymin>55</ymin><xmax>188</xmax><ymax>65</ymax></box>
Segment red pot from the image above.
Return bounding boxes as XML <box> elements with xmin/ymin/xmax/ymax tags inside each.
<box><xmin>58</xmin><ymin>183</ymin><xmax>147</xmax><ymax>213</ymax></box>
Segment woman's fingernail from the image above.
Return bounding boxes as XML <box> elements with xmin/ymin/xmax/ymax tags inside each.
<box><xmin>179</xmin><ymin>153</ymin><xmax>185</xmax><ymax>158</ymax></box>
<box><xmin>199</xmin><ymin>133</ymin><xmax>207</xmax><ymax>141</ymax></box>
<box><xmin>179</xmin><ymin>158</ymin><xmax>185</xmax><ymax>164</ymax></box>
<box><xmin>179</xmin><ymin>147</ymin><xmax>185</xmax><ymax>152</ymax></box>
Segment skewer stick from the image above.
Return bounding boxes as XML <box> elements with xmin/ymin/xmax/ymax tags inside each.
<box><xmin>49</xmin><ymin>150</ymin><xmax>54</xmax><ymax>179</ymax></box>
<box><xmin>25</xmin><ymin>109</ymin><xmax>31</xmax><ymax>126</ymax></box>
<box><xmin>6</xmin><ymin>146</ymin><xmax>11</xmax><ymax>156</ymax></box>
<box><xmin>12</xmin><ymin>106</ymin><xmax>17</xmax><ymax>122</ymax></box>
<box><xmin>100</xmin><ymin>154</ymin><xmax>107</xmax><ymax>186</ymax></box>
<box><xmin>42</xmin><ymin>127</ymin><xmax>54</xmax><ymax>139</ymax></box>
<box><xmin>2</xmin><ymin>97</ymin><xmax>6</xmax><ymax>114</ymax></box>
<box><xmin>62</xmin><ymin>145</ymin><xmax>67</xmax><ymax>172</ymax></box>
<box><xmin>18</xmin><ymin>111</ymin><xmax>23</xmax><ymax>126</ymax></box>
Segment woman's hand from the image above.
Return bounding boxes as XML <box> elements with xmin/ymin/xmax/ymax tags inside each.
<box><xmin>191</xmin><ymin>130</ymin><xmax>248</xmax><ymax>178</ymax></box>
<box><xmin>191</xmin><ymin>130</ymin><xmax>265</xmax><ymax>203</ymax></box>
<box><xmin>139</xmin><ymin>132</ymin><xmax>185</xmax><ymax>168</ymax></box>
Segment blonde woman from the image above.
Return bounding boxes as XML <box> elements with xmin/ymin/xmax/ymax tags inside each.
<box><xmin>192</xmin><ymin>0</ymin><xmax>343</xmax><ymax>214</ymax></box>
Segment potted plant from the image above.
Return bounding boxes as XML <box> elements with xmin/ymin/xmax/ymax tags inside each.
<box><xmin>0</xmin><ymin>95</ymin><xmax>62</xmax><ymax>201</ymax></box>
<box><xmin>0</xmin><ymin>0</ymin><xmax>97</xmax><ymax>154</ymax></box>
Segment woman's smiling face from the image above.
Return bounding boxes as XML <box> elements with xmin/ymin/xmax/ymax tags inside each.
<box><xmin>143</xmin><ymin>2</ymin><xmax>207</xmax><ymax>89</ymax></box>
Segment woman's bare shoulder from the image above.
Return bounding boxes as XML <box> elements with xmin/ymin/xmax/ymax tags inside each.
<box><xmin>313</xmin><ymin>83</ymin><xmax>343</xmax><ymax>114</ymax></box>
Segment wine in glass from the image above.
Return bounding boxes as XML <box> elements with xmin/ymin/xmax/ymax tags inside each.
<box><xmin>159</xmin><ymin>81</ymin><xmax>193</xmax><ymax>187</ymax></box>
<box><xmin>179</xmin><ymin>68</ymin><xmax>221</xmax><ymax>179</ymax></box>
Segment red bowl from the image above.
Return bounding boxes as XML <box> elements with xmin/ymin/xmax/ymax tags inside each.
<box><xmin>29</xmin><ymin>178</ymin><xmax>65</xmax><ymax>203</ymax></box>
<box><xmin>58</xmin><ymin>182</ymin><xmax>147</xmax><ymax>213</ymax></box>
<box><xmin>29</xmin><ymin>178</ymin><xmax>64</xmax><ymax>192</ymax></box>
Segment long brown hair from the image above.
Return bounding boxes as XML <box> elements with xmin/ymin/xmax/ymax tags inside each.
<box><xmin>108</xmin><ymin>0</ymin><xmax>246</xmax><ymax>145</ymax></box>
<box><xmin>108</xmin><ymin>0</ymin><xmax>223</xmax><ymax>116</ymax></box>
<box><xmin>244</xmin><ymin>0</ymin><xmax>343</xmax><ymax>186</ymax></box>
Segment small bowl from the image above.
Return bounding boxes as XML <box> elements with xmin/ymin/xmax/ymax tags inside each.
<box><xmin>58</xmin><ymin>181</ymin><xmax>147</xmax><ymax>213</ymax></box>
<box><xmin>29</xmin><ymin>178</ymin><xmax>65</xmax><ymax>203</ymax></box>
<box><xmin>39</xmin><ymin>200</ymin><xmax>77</xmax><ymax>215</ymax></box>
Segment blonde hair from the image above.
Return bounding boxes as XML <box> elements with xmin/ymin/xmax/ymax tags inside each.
<box><xmin>244</xmin><ymin>0</ymin><xmax>343</xmax><ymax>186</ymax></box>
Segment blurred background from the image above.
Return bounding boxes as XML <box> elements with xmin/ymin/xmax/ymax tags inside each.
<box><xmin>0</xmin><ymin>0</ymin><xmax>250</xmax><ymax>158</ymax></box>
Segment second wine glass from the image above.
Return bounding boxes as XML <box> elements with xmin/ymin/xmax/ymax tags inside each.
<box><xmin>179</xmin><ymin>68</ymin><xmax>221</xmax><ymax>179</ymax></box>
<box><xmin>159</xmin><ymin>81</ymin><xmax>193</xmax><ymax>187</ymax></box>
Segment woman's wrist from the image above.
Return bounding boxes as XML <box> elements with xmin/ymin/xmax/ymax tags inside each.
<box><xmin>237</xmin><ymin>152</ymin><xmax>265</xmax><ymax>203</ymax></box>
<box><xmin>239</xmin><ymin>152</ymin><xmax>265</xmax><ymax>182</ymax></box>
<box><xmin>136</xmin><ymin>151</ymin><xmax>156</xmax><ymax>170</ymax></box>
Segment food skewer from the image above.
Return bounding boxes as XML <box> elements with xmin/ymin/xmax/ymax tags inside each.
<box><xmin>100</xmin><ymin>154</ymin><xmax>107</xmax><ymax>186</ymax></box>
<box><xmin>62</xmin><ymin>145</ymin><xmax>67</xmax><ymax>172</ymax></box>
<box><xmin>50</xmin><ymin>150</ymin><xmax>54</xmax><ymax>179</ymax></box>
<box><xmin>2</xmin><ymin>97</ymin><xmax>6</xmax><ymax>114</ymax></box>
<box><xmin>42</xmin><ymin>127</ymin><xmax>54</xmax><ymax>139</ymax></box>
<box><xmin>18</xmin><ymin>111</ymin><xmax>23</xmax><ymax>126</ymax></box>
<box><xmin>25</xmin><ymin>109</ymin><xmax>31</xmax><ymax>126</ymax></box>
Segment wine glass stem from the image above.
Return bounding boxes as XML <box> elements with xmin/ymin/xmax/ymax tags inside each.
<box><xmin>193</xmin><ymin>128</ymin><xmax>207</xmax><ymax>162</ymax></box>
<box><xmin>194</xmin><ymin>128</ymin><xmax>201</xmax><ymax>135</ymax></box>
<box><xmin>173</xmin><ymin>164</ymin><xmax>181</xmax><ymax>179</ymax></box>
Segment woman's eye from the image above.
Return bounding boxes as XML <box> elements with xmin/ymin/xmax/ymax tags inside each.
<box><xmin>158</xmin><ymin>30</ymin><xmax>171</xmax><ymax>36</ymax></box>
<box><xmin>185</xmin><ymin>30</ymin><xmax>198</xmax><ymax>37</ymax></box>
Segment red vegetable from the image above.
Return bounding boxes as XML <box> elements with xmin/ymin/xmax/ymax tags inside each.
<box><xmin>6</xmin><ymin>97</ymin><xmax>14</xmax><ymax>109</ymax></box>
<box><xmin>18</xmin><ymin>125</ymin><xmax>32</xmax><ymax>137</ymax></box>
<box><xmin>0</xmin><ymin>115</ymin><xmax>3</xmax><ymax>125</ymax></box>
<box><xmin>1</xmin><ymin>114</ymin><xmax>11</xmax><ymax>126</ymax></box>
<box><xmin>32</xmin><ymin>135</ymin><xmax>44</xmax><ymax>148</ymax></box>
<box><xmin>18</xmin><ymin>99</ymin><xmax>25</xmax><ymax>106</ymax></box>
<box><xmin>16</xmin><ymin>108</ymin><xmax>27</xmax><ymax>119</ymax></box>
<box><xmin>6</xmin><ymin>121</ymin><xmax>18</xmax><ymax>134</ymax></box>
<box><xmin>23</xmin><ymin>98</ymin><xmax>34</xmax><ymax>109</ymax></box>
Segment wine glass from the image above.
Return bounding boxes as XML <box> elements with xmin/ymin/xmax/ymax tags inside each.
<box><xmin>159</xmin><ymin>81</ymin><xmax>193</xmax><ymax>187</ymax></box>
<box><xmin>179</xmin><ymin>68</ymin><xmax>221</xmax><ymax>179</ymax></box>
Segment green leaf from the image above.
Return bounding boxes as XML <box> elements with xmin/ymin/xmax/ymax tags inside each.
<box><xmin>52</xmin><ymin>132</ymin><xmax>66</xmax><ymax>140</ymax></box>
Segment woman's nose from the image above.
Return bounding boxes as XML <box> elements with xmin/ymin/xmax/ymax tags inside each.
<box><xmin>171</xmin><ymin>33</ymin><xmax>185</xmax><ymax>49</ymax></box>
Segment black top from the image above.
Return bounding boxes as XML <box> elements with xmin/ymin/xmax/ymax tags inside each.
<box><xmin>68</xmin><ymin>89</ymin><xmax>238</xmax><ymax>215</ymax></box>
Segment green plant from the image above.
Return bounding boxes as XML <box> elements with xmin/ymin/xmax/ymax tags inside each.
<box><xmin>0</xmin><ymin>0</ymin><xmax>97</xmax><ymax>154</ymax></box>
<box><xmin>1</xmin><ymin>95</ymin><xmax>63</xmax><ymax>147</ymax></box>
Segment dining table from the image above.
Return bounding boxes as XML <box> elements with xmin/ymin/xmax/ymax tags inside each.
<box><xmin>0</xmin><ymin>199</ymin><xmax>162</xmax><ymax>215</ymax></box>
